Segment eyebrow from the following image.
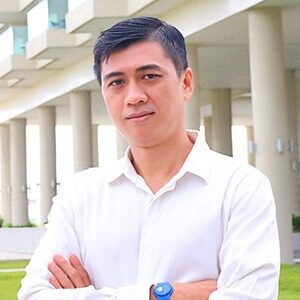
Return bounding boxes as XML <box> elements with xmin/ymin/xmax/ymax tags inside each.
<box><xmin>103</xmin><ymin>71</ymin><xmax>124</xmax><ymax>83</ymax></box>
<box><xmin>136</xmin><ymin>64</ymin><xmax>163</xmax><ymax>72</ymax></box>
<box><xmin>103</xmin><ymin>64</ymin><xmax>163</xmax><ymax>83</ymax></box>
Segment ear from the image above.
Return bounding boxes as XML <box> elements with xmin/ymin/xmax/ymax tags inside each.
<box><xmin>181</xmin><ymin>67</ymin><xmax>194</xmax><ymax>102</ymax></box>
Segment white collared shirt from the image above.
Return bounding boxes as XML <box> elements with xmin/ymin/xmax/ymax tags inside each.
<box><xmin>18</xmin><ymin>132</ymin><xmax>280</xmax><ymax>300</ymax></box>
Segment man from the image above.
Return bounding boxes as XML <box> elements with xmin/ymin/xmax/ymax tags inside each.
<box><xmin>18</xmin><ymin>17</ymin><xmax>280</xmax><ymax>300</ymax></box>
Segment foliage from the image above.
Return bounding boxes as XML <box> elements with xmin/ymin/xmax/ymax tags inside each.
<box><xmin>292</xmin><ymin>214</ymin><xmax>300</xmax><ymax>233</ymax></box>
<box><xmin>2</xmin><ymin>222</ymin><xmax>37</xmax><ymax>228</ymax></box>
<box><xmin>0</xmin><ymin>216</ymin><xmax>37</xmax><ymax>228</ymax></box>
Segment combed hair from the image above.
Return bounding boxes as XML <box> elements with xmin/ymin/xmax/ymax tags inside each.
<box><xmin>93</xmin><ymin>17</ymin><xmax>188</xmax><ymax>85</ymax></box>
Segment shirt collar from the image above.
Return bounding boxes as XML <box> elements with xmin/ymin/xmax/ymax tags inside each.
<box><xmin>181</xmin><ymin>130</ymin><xmax>211</xmax><ymax>183</ymax></box>
<box><xmin>107</xmin><ymin>130</ymin><xmax>212</xmax><ymax>184</ymax></box>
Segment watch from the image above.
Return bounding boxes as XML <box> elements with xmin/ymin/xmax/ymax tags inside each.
<box><xmin>153</xmin><ymin>282</ymin><xmax>174</xmax><ymax>300</ymax></box>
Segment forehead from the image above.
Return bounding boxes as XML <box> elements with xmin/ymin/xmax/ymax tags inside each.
<box><xmin>101</xmin><ymin>40</ymin><xmax>174</xmax><ymax>74</ymax></box>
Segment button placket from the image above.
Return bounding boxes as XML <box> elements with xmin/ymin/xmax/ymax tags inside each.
<box><xmin>136</xmin><ymin>194</ymin><xmax>162</xmax><ymax>283</ymax></box>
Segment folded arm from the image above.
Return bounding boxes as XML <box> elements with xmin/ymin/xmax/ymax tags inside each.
<box><xmin>47</xmin><ymin>254</ymin><xmax>217</xmax><ymax>299</ymax></box>
<box><xmin>18</xmin><ymin>187</ymin><xmax>152</xmax><ymax>300</ymax></box>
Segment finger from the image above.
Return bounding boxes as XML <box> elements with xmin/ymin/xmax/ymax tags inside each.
<box><xmin>49</xmin><ymin>276</ymin><xmax>62</xmax><ymax>289</ymax></box>
<box><xmin>53</xmin><ymin>255</ymin><xmax>85</xmax><ymax>288</ymax></box>
<box><xmin>48</xmin><ymin>261</ymin><xmax>75</xmax><ymax>289</ymax></box>
<box><xmin>69</xmin><ymin>255</ymin><xmax>91</xmax><ymax>287</ymax></box>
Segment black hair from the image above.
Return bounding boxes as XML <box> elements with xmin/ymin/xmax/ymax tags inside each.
<box><xmin>93</xmin><ymin>16</ymin><xmax>188</xmax><ymax>85</ymax></box>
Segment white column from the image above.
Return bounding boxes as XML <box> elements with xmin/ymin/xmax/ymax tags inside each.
<box><xmin>297</xmin><ymin>81</ymin><xmax>300</xmax><ymax>214</ymax></box>
<box><xmin>246</xmin><ymin>126</ymin><xmax>256</xmax><ymax>166</ymax></box>
<box><xmin>203</xmin><ymin>116</ymin><xmax>212</xmax><ymax>148</ymax></box>
<box><xmin>92</xmin><ymin>124</ymin><xmax>99</xmax><ymax>167</ymax></box>
<box><xmin>185</xmin><ymin>44</ymin><xmax>201</xmax><ymax>130</ymax></box>
<box><xmin>38</xmin><ymin>106</ymin><xmax>57</xmax><ymax>224</ymax></box>
<box><xmin>0</xmin><ymin>124</ymin><xmax>11</xmax><ymax>224</ymax></box>
<box><xmin>116</xmin><ymin>130</ymin><xmax>128</xmax><ymax>159</ymax></box>
<box><xmin>70</xmin><ymin>92</ymin><xmax>92</xmax><ymax>172</ymax></box>
<box><xmin>286</xmin><ymin>70</ymin><xmax>300</xmax><ymax>214</ymax></box>
<box><xmin>296</xmin><ymin>80</ymin><xmax>300</xmax><ymax>164</ymax></box>
<box><xmin>249</xmin><ymin>8</ymin><xmax>293</xmax><ymax>263</ymax></box>
<box><xmin>10</xmin><ymin>119</ymin><xmax>28</xmax><ymax>226</ymax></box>
<box><xmin>211</xmin><ymin>89</ymin><xmax>233</xmax><ymax>156</ymax></box>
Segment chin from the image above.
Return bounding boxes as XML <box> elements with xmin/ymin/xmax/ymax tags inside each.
<box><xmin>126</xmin><ymin>135</ymin><xmax>157</xmax><ymax>149</ymax></box>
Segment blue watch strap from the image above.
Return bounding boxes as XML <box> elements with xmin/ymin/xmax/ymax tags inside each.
<box><xmin>153</xmin><ymin>282</ymin><xmax>174</xmax><ymax>300</ymax></box>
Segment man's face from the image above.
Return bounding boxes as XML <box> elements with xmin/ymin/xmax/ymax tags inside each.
<box><xmin>101</xmin><ymin>40</ymin><xmax>193</xmax><ymax>148</ymax></box>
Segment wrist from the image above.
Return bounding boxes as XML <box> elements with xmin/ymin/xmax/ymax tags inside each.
<box><xmin>150</xmin><ymin>285</ymin><xmax>155</xmax><ymax>300</ymax></box>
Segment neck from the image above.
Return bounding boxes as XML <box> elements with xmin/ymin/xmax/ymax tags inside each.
<box><xmin>129</xmin><ymin>131</ymin><xmax>194</xmax><ymax>193</ymax></box>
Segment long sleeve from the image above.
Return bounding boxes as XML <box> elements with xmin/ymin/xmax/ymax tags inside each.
<box><xmin>17</xmin><ymin>176</ymin><xmax>151</xmax><ymax>300</ymax></box>
<box><xmin>209</xmin><ymin>169</ymin><xmax>280</xmax><ymax>300</ymax></box>
<box><xmin>19</xmin><ymin>284</ymin><xmax>151</xmax><ymax>300</ymax></box>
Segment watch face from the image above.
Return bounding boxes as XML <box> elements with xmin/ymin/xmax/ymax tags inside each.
<box><xmin>154</xmin><ymin>282</ymin><xmax>173</xmax><ymax>297</ymax></box>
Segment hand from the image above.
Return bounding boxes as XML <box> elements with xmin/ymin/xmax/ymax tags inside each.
<box><xmin>150</xmin><ymin>280</ymin><xmax>217</xmax><ymax>300</ymax></box>
<box><xmin>48</xmin><ymin>254</ymin><xmax>91</xmax><ymax>289</ymax></box>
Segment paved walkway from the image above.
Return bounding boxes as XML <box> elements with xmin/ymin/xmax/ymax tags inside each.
<box><xmin>0</xmin><ymin>251</ymin><xmax>299</xmax><ymax>267</ymax></box>
<box><xmin>0</xmin><ymin>268</ymin><xmax>25</xmax><ymax>272</ymax></box>
<box><xmin>0</xmin><ymin>251</ymin><xmax>31</xmax><ymax>261</ymax></box>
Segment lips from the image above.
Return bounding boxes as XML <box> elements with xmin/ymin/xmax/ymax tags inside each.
<box><xmin>125</xmin><ymin>111</ymin><xmax>155</xmax><ymax>120</ymax></box>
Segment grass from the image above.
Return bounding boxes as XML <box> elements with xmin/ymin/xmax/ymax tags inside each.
<box><xmin>0</xmin><ymin>260</ymin><xmax>28</xmax><ymax>300</ymax></box>
<box><xmin>0</xmin><ymin>260</ymin><xmax>29</xmax><ymax>270</ymax></box>
<box><xmin>0</xmin><ymin>261</ymin><xmax>299</xmax><ymax>300</ymax></box>
<box><xmin>0</xmin><ymin>271</ymin><xmax>25</xmax><ymax>300</ymax></box>
<box><xmin>279</xmin><ymin>264</ymin><xmax>300</xmax><ymax>300</ymax></box>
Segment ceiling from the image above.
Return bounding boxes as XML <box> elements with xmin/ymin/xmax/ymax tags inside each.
<box><xmin>187</xmin><ymin>3</ymin><xmax>300</xmax><ymax>89</ymax></box>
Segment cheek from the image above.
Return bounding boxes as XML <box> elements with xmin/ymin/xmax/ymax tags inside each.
<box><xmin>104</xmin><ymin>99</ymin><xmax>123</xmax><ymax>122</ymax></box>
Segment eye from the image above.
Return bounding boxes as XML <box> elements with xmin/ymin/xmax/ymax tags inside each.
<box><xmin>143</xmin><ymin>74</ymin><xmax>161</xmax><ymax>80</ymax></box>
<box><xmin>108</xmin><ymin>79</ymin><xmax>124</xmax><ymax>87</ymax></box>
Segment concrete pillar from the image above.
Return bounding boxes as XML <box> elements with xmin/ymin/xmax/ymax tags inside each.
<box><xmin>37</xmin><ymin>107</ymin><xmax>56</xmax><ymax>224</ymax></box>
<box><xmin>185</xmin><ymin>44</ymin><xmax>201</xmax><ymax>130</ymax></box>
<box><xmin>0</xmin><ymin>124</ymin><xmax>11</xmax><ymax>224</ymax></box>
<box><xmin>203</xmin><ymin>116</ymin><xmax>212</xmax><ymax>148</ymax></box>
<box><xmin>70</xmin><ymin>92</ymin><xmax>92</xmax><ymax>172</ymax></box>
<box><xmin>92</xmin><ymin>124</ymin><xmax>99</xmax><ymax>167</ymax></box>
<box><xmin>246</xmin><ymin>126</ymin><xmax>256</xmax><ymax>166</ymax></box>
<box><xmin>297</xmin><ymin>81</ymin><xmax>300</xmax><ymax>214</ymax></box>
<box><xmin>249</xmin><ymin>8</ymin><xmax>293</xmax><ymax>263</ymax></box>
<box><xmin>10</xmin><ymin>119</ymin><xmax>28</xmax><ymax>226</ymax></box>
<box><xmin>116</xmin><ymin>130</ymin><xmax>128</xmax><ymax>159</ymax></box>
<box><xmin>296</xmin><ymin>80</ymin><xmax>300</xmax><ymax>164</ymax></box>
<box><xmin>286</xmin><ymin>70</ymin><xmax>300</xmax><ymax>214</ymax></box>
<box><xmin>211</xmin><ymin>89</ymin><xmax>233</xmax><ymax>156</ymax></box>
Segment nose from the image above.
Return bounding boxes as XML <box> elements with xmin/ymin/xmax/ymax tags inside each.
<box><xmin>124</xmin><ymin>82</ymin><xmax>147</xmax><ymax>106</ymax></box>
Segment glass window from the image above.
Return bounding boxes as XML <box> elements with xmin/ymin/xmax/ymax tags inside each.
<box><xmin>13</xmin><ymin>26</ymin><xmax>28</xmax><ymax>54</ymax></box>
<box><xmin>48</xmin><ymin>0</ymin><xmax>68</xmax><ymax>29</ymax></box>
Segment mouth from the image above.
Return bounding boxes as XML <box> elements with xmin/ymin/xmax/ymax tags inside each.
<box><xmin>125</xmin><ymin>111</ymin><xmax>155</xmax><ymax>121</ymax></box>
